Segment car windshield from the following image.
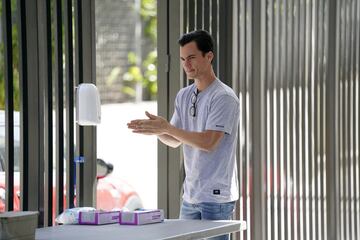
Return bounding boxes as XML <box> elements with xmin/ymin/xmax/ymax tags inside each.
<box><xmin>0</xmin><ymin>146</ymin><xmax>20</xmax><ymax>172</ymax></box>
<box><xmin>0</xmin><ymin>111</ymin><xmax>21</xmax><ymax>172</ymax></box>
<box><xmin>0</xmin><ymin>110</ymin><xmax>106</xmax><ymax>176</ymax></box>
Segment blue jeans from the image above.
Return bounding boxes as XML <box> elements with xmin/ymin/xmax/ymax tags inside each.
<box><xmin>179</xmin><ymin>200</ymin><xmax>236</xmax><ymax>240</ymax></box>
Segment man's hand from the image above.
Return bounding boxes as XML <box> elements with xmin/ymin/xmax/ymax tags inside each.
<box><xmin>127</xmin><ymin>111</ymin><xmax>170</xmax><ymax>135</ymax></box>
<box><xmin>128</xmin><ymin>111</ymin><xmax>224</xmax><ymax>152</ymax></box>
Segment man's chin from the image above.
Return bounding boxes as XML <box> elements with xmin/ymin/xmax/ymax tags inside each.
<box><xmin>186</xmin><ymin>73</ymin><xmax>196</xmax><ymax>79</ymax></box>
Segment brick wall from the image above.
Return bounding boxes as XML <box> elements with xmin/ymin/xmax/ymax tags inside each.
<box><xmin>95</xmin><ymin>0</ymin><xmax>137</xmax><ymax>103</ymax></box>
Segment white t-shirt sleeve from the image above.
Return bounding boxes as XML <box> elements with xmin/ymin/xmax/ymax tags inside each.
<box><xmin>170</xmin><ymin>93</ymin><xmax>182</xmax><ymax>129</ymax></box>
<box><xmin>205</xmin><ymin>95</ymin><xmax>239</xmax><ymax>134</ymax></box>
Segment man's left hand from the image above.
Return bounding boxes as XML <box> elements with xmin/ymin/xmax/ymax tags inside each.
<box><xmin>127</xmin><ymin>111</ymin><xmax>170</xmax><ymax>135</ymax></box>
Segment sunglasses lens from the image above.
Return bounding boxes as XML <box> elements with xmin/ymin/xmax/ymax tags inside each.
<box><xmin>190</xmin><ymin>91</ymin><xmax>197</xmax><ymax>117</ymax></box>
<box><xmin>191</xmin><ymin>94</ymin><xmax>197</xmax><ymax>104</ymax></box>
<box><xmin>190</xmin><ymin>106</ymin><xmax>196</xmax><ymax>116</ymax></box>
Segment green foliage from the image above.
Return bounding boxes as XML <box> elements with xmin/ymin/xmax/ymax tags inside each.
<box><xmin>121</xmin><ymin>0</ymin><xmax>157</xmax><ymax>101</ymax></box>
<box><xmin>0</xmin><ymin>0</ymin><xmax>21</xmax><ymax>110</ymax></box>
<box><xmin>140</xmin><ymin>0</ymin><xmax>157</xmax><ymax>44</ymax></box>
<box><xmin>106</xmin><ymin>67</ymin><xmax>122</xmax><ymax>86</ymax></box>
<box><xmin>122</xmin><ymin>50</ymin><xmax>157</xmax><ymax>100</ymax></box>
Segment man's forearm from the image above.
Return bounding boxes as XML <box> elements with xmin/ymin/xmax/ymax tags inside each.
<box><xmin>165</xmin><ymin>125</ymin><xmax>223</xmax><ymax>152</ymax></box>
<box><xmin>158</xmin><ymin>134</ymin><xmax>182</xmax><ymax>148</ymax></box>
<box><xmin>127</xmin><ymin>111</ymin><xmax>223</xmax><ymax>152</ymax></box>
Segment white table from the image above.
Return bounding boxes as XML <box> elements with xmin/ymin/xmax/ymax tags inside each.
<box><xmin>36</xmin><ymin>219</ymin><xmax>246</xmax><ymax>240</ymax></box>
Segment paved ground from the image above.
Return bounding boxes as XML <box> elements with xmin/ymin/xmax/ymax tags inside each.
<box><xmin>97</xmin><ymin>101</ymin><xmax>158</xmax><ymax>209</ymax></box>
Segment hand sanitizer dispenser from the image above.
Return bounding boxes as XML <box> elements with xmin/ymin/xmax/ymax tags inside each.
<box><xmin>76</xmin><ymin>83</ymin><xmax>101</xmax><ymax>126</ymax></box>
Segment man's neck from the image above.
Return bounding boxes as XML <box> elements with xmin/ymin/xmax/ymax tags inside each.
<box><xmin>194</xmin><ymin>69</ymin><xmax>217</xmax><ymax>92</ymax></box>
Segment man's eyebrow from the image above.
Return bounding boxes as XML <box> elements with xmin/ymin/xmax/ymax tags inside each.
<box><xmin>180</xmin><ymin>54</ymin><xmax>196</xmax><ymax>60</ymax></box>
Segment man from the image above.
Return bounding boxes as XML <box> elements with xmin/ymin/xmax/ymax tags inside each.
<box><xmin>127</xmin><ymin>30</ymin><xmax>239</xmax><ymax>240</ymax></box>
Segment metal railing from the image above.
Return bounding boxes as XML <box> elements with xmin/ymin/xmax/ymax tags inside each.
<box><xmin>159</xmin><ymin>0</ymin><xmax>360</xmax><ymax>239</ymax></box>
<box><xmin>1</xmin><ymin>0</ymin><xmax>96</xmax><ymax>227</ymax></box>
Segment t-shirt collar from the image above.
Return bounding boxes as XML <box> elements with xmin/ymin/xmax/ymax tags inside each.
<box><xmin>193</xmin><ymin>78</ymin><xmax>219</xmax><ymax>96</ymax></box>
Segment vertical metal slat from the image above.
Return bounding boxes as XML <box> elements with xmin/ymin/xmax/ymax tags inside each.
<box><xmin>350</xmin><ymin>0</ymin><xmax>358</xmax><ymax>237</ymax></box>
<box><xmin>210</xmin><ymin>0</ymin><xmax>218</xmax><ymax>74</ymax></box>
<box><xmin>326</xmin><ymin>0</ymin><xmax>340</xmax><ymax>237</ymax></box>
<box><xmin>317</xmin><ymin>1</ymin><xmax>325</xmax><ymax>239</ymax></box>
<box><xmin>252</xmin><ymin>0</ymin><xmax>267</xmax><ymax>239</ymax></box>
<box><xmin>54</xmin><ymin>0</ymin><xmax>64</xmax><ymax>215</ymax></box>
<box><xmin>75</xmin><ymin>0</ymin><xmax>97</xmax><ymax>208</ymax></box>
<box><xmin>17</xmin><ymin>0</ymin><xmax>41</xmax><ymax>212</ymax></box>
<box><xmin>75</xmin><ymin>0</ymin><xmax>85</xmax><ymax>207</ymax></box>
<box><xmin>188</xmin><ymin>0</ymin><xmax>195</xmax><ymax>31</ymax></box>
<box><xmin>203</xmin><ymin>0</ymin><xmax>209</xmax><ymax>31</ymax></box>
<box><xmin>195</xmin><ymin>0</ymin><xmax>202</xmax><ymax>29</ymax></box>
<box><xmin>281</xmin><ymin>0</ymin><xmax>289</xmax><ymax>239</ymax></box>
<box><xmin>267</xmin><ymin>1</ymin><xmax>275</xmax><ymax>239</ymax></box>
<box><xmin>298</xmin><ymin>0</ymin><xmax>304</xmax><ymax>239</ymax></box>
<box><xmin>293</xmin><ymin>0</ymin><xmax>301</xmax><ymax>239</ymax></box>
<box><xmin>355</xmin><ymin>1</ymin><xmax>360</xmax><ymax>239</ymax></box>
<box><xmin>347</xmin><ymin>0</ymin><xmax>355</xmax><ymax>238</ymax></box>
<box><xmin>65</xmin><ymin>0</ymin><xmax>75</xmax><ymax>210</ymax></box>
<box><xmin>274</xmin><ymin>0</ymin><xmax>281</xmax><ymax>239</ymax></box>
<box><xmin>318</xmin><ymin>0</ymin><xmax>326</xmax><ymax>239</ymax></box>
<box><xmin>17</xmin><ymin>0</ymin><xmax>29</xmax><ymax>211</ymax></box>
<box><xmin>341</xmin><ymin>1</ymin><xmax>347</xmax><ymax>237</ymax></box>
<box><xmin>287</xmin><ymin>0</ymin><xmax>296</xmax><ymax>239</ymax></box>
<box><xmin>321</xmin><ymin>0</ymin><xmax>328</xmax><ymax>238</ymax></box>
<box><xmin>350</xmin><ymin>1</ymin><xmax>358</xmax><ymax>239</ymax></box>
<box><xmin>37</xmin><ymin>0</ymin><xmax>53</xmax><ymax>226</ymax></box>
<box><xmin>304</xmin><ymin>0</ymin><xmax>312</xmax><ymax>238</ymax></box>
<box><xmin>313</xmin><ymin>1</ymin><xmax>319</xmax><ymax>239</ymax></box>
<box><xmin>2</xmin><ymin>0</ymin><xmax>14</xmax><ymax>212</ymax></box>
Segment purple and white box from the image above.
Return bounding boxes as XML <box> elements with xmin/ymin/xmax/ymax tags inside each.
<box><xmin>79</xmin><ymin>210</ymin><xmax>120</xmax><ymax>225</ymax></box>
<box><xmin>119</xmin><ymin>209</ymin><xmax>164</xmax><ymax>225</ymax></box>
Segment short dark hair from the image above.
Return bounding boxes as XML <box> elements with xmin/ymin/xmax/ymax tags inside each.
<box><xmin>178</xmin><ymin>30</ymin><xmax>214</xmax><ymax>55</ymax></box>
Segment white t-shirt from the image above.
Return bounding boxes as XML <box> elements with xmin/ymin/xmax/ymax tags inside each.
<box><xmin>170</xmin><ymin>79</ymin><xmax>239</xmax><ymax>203</ymax></box>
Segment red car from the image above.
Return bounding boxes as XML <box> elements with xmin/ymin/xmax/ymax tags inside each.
<box><xmin>0</xmin><ymin>111</ymin><xmax>143</xmax><ymax>217</ymax></box>
<box><xmin>0</xmin><ymin>157</ymin><xmax>143</xmax><ymax>213</ymax></box>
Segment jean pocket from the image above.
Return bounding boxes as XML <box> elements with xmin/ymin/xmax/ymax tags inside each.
<box><xmin>220</xmin><ymin>202</ymin><xmax>235</xmax><ymax>219</ymax></box>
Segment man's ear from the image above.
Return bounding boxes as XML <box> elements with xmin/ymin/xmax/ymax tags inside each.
<box><xmin>207</xmin><ymin>51</ymin><xmax>214</xmax><ymax>62</ymax></box>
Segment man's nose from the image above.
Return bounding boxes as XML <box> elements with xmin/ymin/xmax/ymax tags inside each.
<box><xmin>184</xmin><ymin>59</ymin><xmax>191</xmax><ymax>68</ymax></box>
